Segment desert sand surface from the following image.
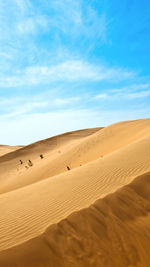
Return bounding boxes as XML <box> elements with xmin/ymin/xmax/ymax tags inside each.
<box><xmin>0</xmin><ymin>145</ymin><xmax>23</xmax><ymax>157</ymax></box>
<box><xmin>0</xmin><ymin>119</ymin><xmax>150</xmax><ymax>266</ymax></box>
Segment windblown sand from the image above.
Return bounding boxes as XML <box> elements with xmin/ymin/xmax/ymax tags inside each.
<box><xmin>0</xmin><ymin>119</ymin><xmax>150</xmax><ymax>266</ymax></box>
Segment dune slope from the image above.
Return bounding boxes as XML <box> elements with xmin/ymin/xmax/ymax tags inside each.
<box><xmin>0</xmin><ymin>119</ymin><xmax>150</xmax><ymax>194</ymax></box>
<box><xmin>0</xmin><ymin>171</ymin><xmax>150</xmax><ymax>267</ymax></box>
<box><xmin>0</xmin><ymin>145</ymin><xmax>23</xmax><ymax>157</ymax></box>
<box><xmin>0</xmin><ymin>129</ymin><xmax>150</xmax><ymax>251</ymax></box>
<box><xmin>0</xmin><ymin>127</ymin><xmax>101</xmax><ymax>194</ymax></box>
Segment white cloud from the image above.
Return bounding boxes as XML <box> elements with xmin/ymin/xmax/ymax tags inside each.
<box><xmin>83</xmin><ymin>8</ymin><xmax>107</xmax><ymax>42</ymax></box>
<box><xmin>0</xmin><ymin>0</ymin><xmax>107</xmax><ymax>40</ymax></box>
<box><xmin>0</xmin><ymin>52</ymin><xmax>13</xmax><ymax>59</ymax></box>
<box><xmin>0</xmin><ymin>93</ymin><xmax>82</xmax><ymax>118</ymax></box>
<box><xmin>17</xmin><ymin>15</ymin><xmax>49</xmax><ymax>34</ymax></box>
<box><xmin>0</xmin><ymin>60</ymin><xmax>135</xmax><ymax>87</ymax></box>
<box><xmin>112</xmin><ymin>84</ymin><xmax>150</xmax><ymax>100</ymax></box>
<box><xmin>17</xmin><ymin>18</ymin><xmax>37</xmax><ymax>34</ymax></box>
<box><xmin>55</xmin><ymin>97</ymin><xmax>80</xmax><ymax>106</ymax></box>
<box><xmin>56</xmin><ymin>61</ymin><xmax>133</xmax><ymax>81</ymax></box>
<box><xmin>49</xmin><ymin>0</ymin><xmax>108</xmax><ymax>42</ymax></box>
<box><xmin>110</xmin><ymin>83</ymin><xmax>150</xmax><ymax>94</ymax></box>
<box><xmin>95</xmin><ymin>93</ymin><xmax>108</xmax><ymax>99</ymax></box>
<box><xmin>126</xmin><ymin>90</ymin><xmax>150</xmax><ymax>99</ymax></box>
<box><xmin>94</xmin><ymin>83</ymin><xmax>150</xmax><ymax>101</ymax></box>
<box><xmin>0</xmin><ymin>99</ymin><xmax>48</xmax><ymax>118</ymax></box>
<box><xmin>14</xmin><ymin>0</ymin><xmax>32</xmax><ymax>12</ymax></box>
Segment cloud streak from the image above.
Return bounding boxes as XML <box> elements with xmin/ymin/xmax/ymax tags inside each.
<box><xmin>0</xmin><ymin>60</ymin><xmax>135</xmax><ymax>88</ymax></box>
<box><xmin>55</xmin><ymin>97</ymin><xmax>80</xmax><ymax>106</ymax></box>
<box><xmin>95</xmin><ymin>83</ymin><xmax>150</xmax><ymax>101</ymax></box>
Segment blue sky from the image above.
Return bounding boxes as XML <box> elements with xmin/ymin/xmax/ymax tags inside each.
<box><xmin>0</xmin><ymin>0</ymin><xmax>150</xmax><ymax>145</ymax></box>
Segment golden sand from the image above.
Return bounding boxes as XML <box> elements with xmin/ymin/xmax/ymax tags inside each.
<box><xmin>0</xmin><ymin>119</ymin><xmax>150</xmax><ymax>266</ymax></box>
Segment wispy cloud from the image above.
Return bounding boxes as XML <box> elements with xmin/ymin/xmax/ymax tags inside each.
<box><xmin>94</xmin><ymin>83</ymin><xmax>150</xmax><ymax>100</ymax></box>
<box><xmin>0</xmin><ymin>100</ymin><xmax>48</xmax><ymax>118</ymax></box>
<box><xmin>0</xmin><ymin>0</ymin><xmax>107</xmax><ymax>41</ymax></box>
<box><xmin>126</xmin><ymin>90</ymin><xmax>150</xmax><ymax>99</ymax></box>
<box><xmin>110</xmin><ymin>83</ymin><xmax>150</xmax><ymax>94</ymax></box>
<box><xmin>0</xmin><ymin>60</ymin><xmax>135</xmax><ymax>87</ymax></box>
<box><xmin>47</xmin><ymin>0</ymin><xmax>107</xmax><ymax>39</ymax></box>
<box><xmin>55</xmin><ymin>97</ymin><xmax>80</xmax><ymax>106</ymax></box>
<box><xmin>17</xmin><ymin>16</ymin><xmax>49</xmax><ymax>34</ymax></box>
<box><xmin>0</xmin><ymin>93</ymin><xmax>82</xmax><ymax>118</ymax></box>
<box><xmin>14</xmin><ymin>0</ymin><xmax>32</xmax><ymax>12</ymax></box>
<box><xmin>95</xmin><ymin>93</ymin><xmax>108</xmax><ymax>99</ymax></box>
<box><xmin>0</xmin><ymin>0</ymin><xmax>108</xmax><ymax>72</ymax></box>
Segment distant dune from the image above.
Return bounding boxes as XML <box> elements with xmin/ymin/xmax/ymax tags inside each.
<box><xmin>0</xmin><ymin>145</ymin><xmax>23</xmax><ymax>157</ymax></box>
<box><xmin>0</xmin><ymin>119</ymin><xmax>150</xmax><ymax>266</ymax></box>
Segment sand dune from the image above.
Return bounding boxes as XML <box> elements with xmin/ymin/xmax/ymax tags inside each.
<box><xmin>0</xmin><ymin>127</ymin><xmax>101</xmax><ymax>194</ymax></box>
<box><xmin>0</xmin><ymin>119</ymin><xmax>150</xmax><ymax>194</ymax></box>
<box><xmin>0</xmin><ymin>119</ymin><xmax>150</xmax><ymax>266</ymax></box>
<box><xmin>0</xmin><ymin>145</ymin><xmax>23</xmax><ymax>157</ymax></box>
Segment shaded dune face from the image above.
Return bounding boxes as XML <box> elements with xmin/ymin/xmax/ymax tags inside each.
<box><xmin>0</xmin><ymin>145</ymin><xmax>23</xmax><ymax>157</ymax></box>
<box><xmin>0</xmin><ymin>119</ymin><xmax>150</xmax><ymax>267</ymax></box>
<box><xmin>0</xmin><ymin>172</ymin><xmax>150</xmax><ymax>267</ymax></box>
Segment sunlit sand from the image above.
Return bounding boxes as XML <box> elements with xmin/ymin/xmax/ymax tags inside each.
<box><xmin>0</xmin><ymin>119</ymin><xmax>150</xmax><ymax>266</ymax></box>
